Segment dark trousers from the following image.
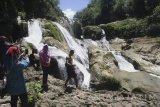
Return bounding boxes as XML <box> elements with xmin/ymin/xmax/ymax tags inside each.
<box><xmin>65</xmin><ymin>65</ymin><xmax>78</xmax><ymax>88</ymax></box>
<box><xmin>42</xmin><ymin>66</ymin><xmax>50</xmax><ymax>90</ymax></box>
<box><xmin>11</xmin><ymin>93</ymin><xmax>28</xmax><ymax>107</ymax></box>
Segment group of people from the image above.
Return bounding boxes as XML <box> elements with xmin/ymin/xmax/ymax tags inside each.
<box><xmin>39</xmin><ymin>45</ymin><xmax>78</xmax><ymax>91</ymax></box>
<box><xmin>0</xmin><ymin>36</ymin><xmax>78</xmax><ymax>107</ymax></box>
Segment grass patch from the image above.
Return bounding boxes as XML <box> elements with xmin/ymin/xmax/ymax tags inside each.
<box><xmin>44</xmin><ymin>22</ymin><xmax>64</xmax><ymax>42</ymax></box>
<box><xmin>28</xmin><ymin>81</ymin><xmax>42</xmax><ymax>106</ymax></box>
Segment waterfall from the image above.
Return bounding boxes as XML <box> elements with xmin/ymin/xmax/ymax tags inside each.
<box><xmin>100</xmin><ymin>29</ymin><xmax>137</xmax><ymax>72</ymax></box>
<box><xmin>112</xmin><ymin>51</ymin><xmax>137</xmax><ymax>72</ymax></box>
<box><xmin>100</xmin><ymin>36</ymin><xmax>110</xmax><ymax>51</ymax></box>
<box><xmin>53</xmin><ymin>22</ymin><xmax>90</xmax><ymax>87</ymax></box>
<box><xmin>53</xmin><ymin>22</ymin><xmax>89</xmax><ymax>69</ymax></box>
<box><xmin>25</xmin><ymin>20</ymin><xmax>42</xmax><ymax>47</ymax></box>
<box><xmin>24</xmin><ymin>19</ymin><xmax>90</xmax><ymax>88</ymax></box>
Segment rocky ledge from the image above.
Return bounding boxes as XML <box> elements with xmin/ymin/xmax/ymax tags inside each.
<box><xmin>0</xmin><ymin>67</ymin><xmax>160</xmax><ymax>107</ymax></box>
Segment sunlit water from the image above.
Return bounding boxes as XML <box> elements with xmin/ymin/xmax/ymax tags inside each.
<box><xmin>53</xmin><ymin>22</ymin><xmax>89</xmax><ymax>68</ymax></box>
<box><xmin>101</xmin><ymin>29</ymin><xmax>137</xmax><ymax>72</ymax></box>
<box><xmin>111</xmin><ymin>51</ymin><xmax>137</xmax><ymax>72</ymax></box>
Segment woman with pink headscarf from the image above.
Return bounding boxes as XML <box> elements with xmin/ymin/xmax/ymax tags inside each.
<box><xmin>39</xmin><ymin>44</ymin><xmax>51</xmax><ymax>91</ymax></box>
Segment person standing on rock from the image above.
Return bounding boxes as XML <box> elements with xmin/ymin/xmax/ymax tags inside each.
<box><xmin>39</xmin><ymin>44</ymin><xmax>51</xmax><ymax>91</ymax></box>
<box><xmin>5</xmin><ymin>45</ymin><xmax>30</xmax><ymax>107</ymax></box>
<box><xmin>65</xmin><ymin>50</ymin><xmax>78</xmax><ymax>88</ymax></box>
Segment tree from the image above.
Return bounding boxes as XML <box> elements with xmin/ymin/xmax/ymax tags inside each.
<box><xmin>113</xmin><ymin>0</ymin><xmax>126</xmax><ymax>20</ymax></box>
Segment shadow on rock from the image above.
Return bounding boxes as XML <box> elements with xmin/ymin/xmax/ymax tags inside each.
<box><xmin>64</xmin><ymin>86</ymin><xmax>76</xmax><ymax>93</ymax></box>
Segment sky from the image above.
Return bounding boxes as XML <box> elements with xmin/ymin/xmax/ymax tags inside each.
<box><xmin>59</xmin><ymin>0</ymin><xmax>90</xmax><ymax>19</ymax></box>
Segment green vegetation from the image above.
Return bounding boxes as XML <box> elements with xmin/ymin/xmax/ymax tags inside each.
<box><xmin>83</xmin><ymin>26</ymin><xmax>102</xmax><ymax>40</ymax></box>
<box><xmin>28</xmin><ymin>81</ymin><xmax>42</xmax><ymax>105</ymax></box>
<box><xmin>0</xmin><ymin>0</ymin><xmax>63</xmax><ymax>41</ymax></box>
<box><xmin>73</xmin><ymin>0</ymin><xmax>160</xmax><ymax>39</ymax></box>
<box><xmin>74</xmin><ymin>0</ymin><xmax>160</xmax><ymax>26</ymax></box>
<box><xmin>73</xmin><ymin>21</ymin><xmax>82</xmax><ymax>39</ymax></box>
<box><xmin>147</xmin><ymin>5</ymin><xmax>160</xmax><ymax>36</ymax></box>
<box><xmin>100</xmin><ymin>18</ymin><xmax>147</xmax><ymax>39</ymax></box>
<box><xmin>0</xmin><ymin>0</ymin><xmax>63</xmax><ymax>20</ymax></box>
<box><xmin>44</xmin><ymin>22</ymin><xmax>64</xmax><ymax>42</ymax></box>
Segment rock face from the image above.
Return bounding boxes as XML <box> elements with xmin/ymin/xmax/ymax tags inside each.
<box><xmin>1</xmin><ymin>18</ymin><xmax>160</xmax><ymax>106</ymax></box>
<box><xmin>37</xmin><ymin>75</ymin><xmax>160</xmax><ymax>107</ymax></box>
<box><xmin>82</xmin><ymin>26</ymin><xmax>103</xmax><ymax>40</ymax></box>
<box><xmin>88</xmin><ymin>46</ymin><xmax>119</xmax><ymax>82</ymax></box>
<box><xmin>1</xmin><ymin>36</ymin><xmax>160</xmax><ymax>106</ymax></box>
<box><xmin>114</xmin><ymin>71</ymin><xmax>160</xmax><ymax>92</ymax></box>
<box><xmin>110</xmin><ymin>36</ymin><xmax>160</xmax><ymax>92</ymax></box>
<box><xmin>8</xmin><ymin>67</ymin><xmax>158</xmax><ymax>107</ymax></box>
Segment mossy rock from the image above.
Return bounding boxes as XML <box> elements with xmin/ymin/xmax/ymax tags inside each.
<box><xmin>44</xmin><ymin>22</ymin><xmax>64</xmax><ymax>42</ymax></box>
<box><xmin>89</xmin><ymin>47</ymin><xmax>119</xmax><ymax>83</ymax></box>
<box><xmin>103</xmin><ymin>52</ymin><xmax>116</xmax><ymax>61</ymax></box>
<box><xmin>82</xmin><ymin>26</ymin><xmax>103</xmax><ymax>40</ymax></box>
<box><xmin>100</xmin><ymin>18</ymin><xmax>147</xmax><ymax>39</ymax></box>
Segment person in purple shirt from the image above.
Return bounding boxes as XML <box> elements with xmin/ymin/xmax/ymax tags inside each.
<box><xmin>39</xmin><ymin>44</ymin><xmax>51</xmax><ymax>91</ymax></box>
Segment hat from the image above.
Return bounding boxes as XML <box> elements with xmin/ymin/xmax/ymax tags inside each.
<box><xmin>7</xmin><ymin>45</ymin><xmax>22</xmax><ymax>55</ymax></box>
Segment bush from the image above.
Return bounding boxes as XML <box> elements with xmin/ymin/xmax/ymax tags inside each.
<box><xmin>153</xmin><ymin>5</ymin><xmax>160</xmax><ymax>17</ymax></box>
<box><xmin>147</xmin><ymin>24</ymin><xmax>160</xmax><ymax>36</ymax></box>
<box><xmin>82</xmin><ymin>26</ymin><xmax>103</xmax><ymax>40</ymax></box>
<box><xmin>100</xmin><ymin>18</ymin><xmax>147</xmax><ymax>39</ymax></box>
<box><xmin>28</xmin><ymin>81</ymin><xmax>42</xmax><ymax>106</ymax></box>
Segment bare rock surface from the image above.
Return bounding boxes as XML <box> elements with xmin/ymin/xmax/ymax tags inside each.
<box><xmin>1</xmin><ymin>67</ymin><xmax>160</xmax><ymax>107</ymax></box>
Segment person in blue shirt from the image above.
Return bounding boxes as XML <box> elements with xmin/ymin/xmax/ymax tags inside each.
<box><xmin>5</xmin><ymin>46</ymin><xmax>30</xmax><ymax>107</ymax></box>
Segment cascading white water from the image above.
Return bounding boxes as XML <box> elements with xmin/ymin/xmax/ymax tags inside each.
<box><xmin>100</xmin><ymin>36</ymin><xmax>110</xmax><ymax>51</ymax></box>
<box><xmin>25</xmin><ymin>20</ymin><xmax>42</xmax><ymax>47</ymax></box>
<box><xmin>112</xmin><ymin>51</ymin><xmax>137</xmax><ymax>72</ymax></box>
<box><xmin>53</xmin><ymin>22</ymin><xmax>89</xmax><ymax>69</ymax></box>
<box><xmin>101</xmin><ymin>29</ymin><xmax>137</xmax><ymax>72</ymax></box>
<box><xmin>53</xmin><ymin>22</ymin><xmax>90</xmax><ymax>87</ymax></box>
<box><xmin>24</xmin><ymin>19</ymin><xmax>90</xmax><ymax>88</ymax></box>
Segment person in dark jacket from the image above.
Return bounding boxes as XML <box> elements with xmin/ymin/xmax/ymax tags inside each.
<box><xmin>5</xmin><ymin>46</ymin><xmax>29</xmax><ymax>107</ymax></box>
